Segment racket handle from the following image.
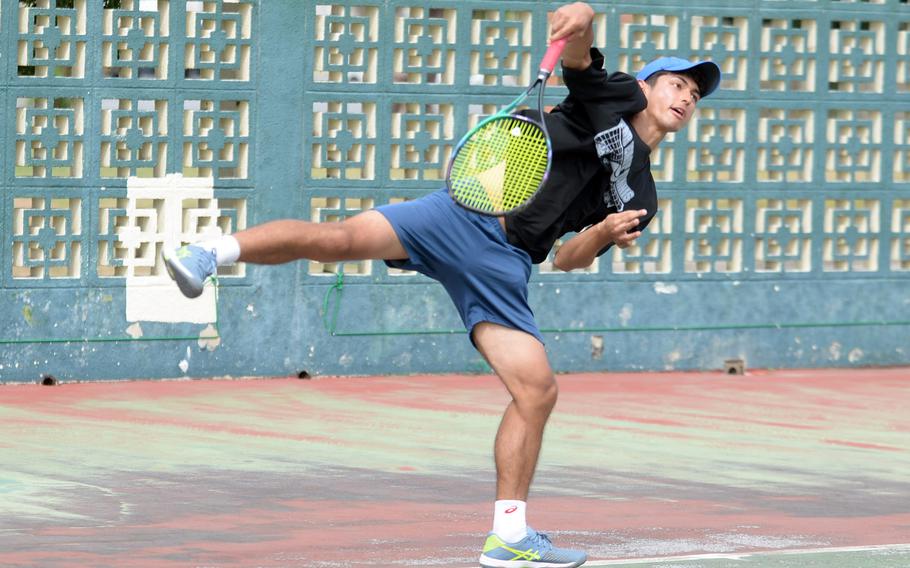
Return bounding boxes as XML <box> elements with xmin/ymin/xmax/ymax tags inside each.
<box><xmin>538</xmin><ymin>38</ymin><xmax>568</xmax><ymax>79</ymax></box>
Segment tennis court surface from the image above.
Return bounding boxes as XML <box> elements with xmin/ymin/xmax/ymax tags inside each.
<box><xmin>1</xmin><ymin>367</ymin><xmax>908</xmax><ymax>567</ymax></box>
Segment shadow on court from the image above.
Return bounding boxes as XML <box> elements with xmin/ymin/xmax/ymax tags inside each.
<box><xmin>0</xmin><ymin>367</ymin><xmax>908</xmax><ymax>567</ymax></box>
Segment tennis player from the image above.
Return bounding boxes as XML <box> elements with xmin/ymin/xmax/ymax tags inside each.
<box><xmin>163</xmin><ymin>3</ymin><xmax>720</xmax><ymax>566</ymax></box>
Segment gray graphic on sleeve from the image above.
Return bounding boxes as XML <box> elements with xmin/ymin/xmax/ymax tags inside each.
<box><xmin>594</xmin><ymin>120</ymin><xmax>635</xmax><ymax>211</ymax></box>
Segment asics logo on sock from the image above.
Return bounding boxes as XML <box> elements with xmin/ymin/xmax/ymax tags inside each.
<box><xmin>504</xmin><ymin>506</ymin><xmax>518</xmax><ymax>514</ymax></box>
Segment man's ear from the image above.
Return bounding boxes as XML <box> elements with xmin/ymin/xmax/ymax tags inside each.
<box><xmin>637</xmin><ymin>78</ymin><xmax>650</xmax><ymax>95</ymax></box>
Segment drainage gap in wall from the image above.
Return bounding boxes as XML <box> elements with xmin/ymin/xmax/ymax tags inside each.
<box><xmin>39</xmin><ymin>374</ymin><xmax>59</xmax><ymax>386</ymax></box>
<box><xmin>723</xmin><ymin>359</ymin><xmax>745</xmax><ymax>376</ymax></box>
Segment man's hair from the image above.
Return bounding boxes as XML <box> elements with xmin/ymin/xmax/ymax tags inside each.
<box><xmin>644</xmin><ymin>69</ymin><xmax>708</xmax><ymax>98</ymax></box>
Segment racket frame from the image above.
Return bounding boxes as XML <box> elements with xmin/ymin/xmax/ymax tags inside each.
<box><xmin>446</xmin><ymin>41</ymin><xmax>565</xmax><ymax>217</ymax></box>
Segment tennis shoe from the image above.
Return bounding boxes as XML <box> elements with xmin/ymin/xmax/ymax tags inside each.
<box><xmin>479</xmin><ymin>527</ymin><xmax>586</xmax><ymax>568</ymax></box>
<box><xmin>162</xmin><ymin>244</ymin><xmax>216</xmax><ymax>298</ymax></box>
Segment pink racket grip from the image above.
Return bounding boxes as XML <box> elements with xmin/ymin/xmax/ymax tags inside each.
<box><xmin>538</xmin><ymin>38</ymin><xmax>568</xmax><ymax>77</ymax></box>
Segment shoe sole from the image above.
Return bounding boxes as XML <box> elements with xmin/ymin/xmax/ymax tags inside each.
<box><xmin>479</xmin><ymin>555</ymin><xmax>586</xmax><ymax>568</ymax></box>
<box><xmin>162</xmin><ymin>248</ymin><xmax>205</xmax><ymax>299</ymax></box>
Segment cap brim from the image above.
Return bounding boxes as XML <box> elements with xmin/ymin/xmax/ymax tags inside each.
<box><xmin>667</xmin><ymin>60</ymin><xmax>721</xmax><ymax>98</ymax></box>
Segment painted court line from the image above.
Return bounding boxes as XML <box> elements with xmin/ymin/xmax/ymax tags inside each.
<box><xmin>455</xmin><ymin>544</ymin><xmax>910</xmax><ymax>568</ymax></box>
<box><xmin>581</xmin><ymin>543</ymin><xmax>910</xmax><ymax>565</ymax></box>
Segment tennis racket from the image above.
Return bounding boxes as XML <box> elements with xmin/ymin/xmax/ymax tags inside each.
<box><xmin>446</xmin><ymin>38</ymin><xmax>567</xmax><ymax>216</ymax></box>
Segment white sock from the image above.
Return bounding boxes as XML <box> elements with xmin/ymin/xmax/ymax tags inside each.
<box><xmin>199</xmin><ymin>235</ymin><xmax>241</xmax><ymax>266</ymax></box>
<box><xmin>492</xmin><ymin>500</ymin><xmax>527</xmax><ymax>543</ymax></box>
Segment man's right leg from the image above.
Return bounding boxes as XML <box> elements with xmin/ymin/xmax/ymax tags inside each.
<box><xmin>163</xmin><ymin>211</ymin><xmax>407</xmax><ymax>298</ymax></box>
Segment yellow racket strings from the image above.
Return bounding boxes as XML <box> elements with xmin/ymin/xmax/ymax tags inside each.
<box><xmin>449</xmin><ymin>117</ymin><xmax>549</xmax><ymax>213</ymax></box>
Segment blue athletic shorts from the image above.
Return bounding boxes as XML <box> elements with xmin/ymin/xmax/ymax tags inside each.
<box><xmin>376</xmin><ymin>189</ymin><xmax>543</xmax><ymax>345</ymax></box>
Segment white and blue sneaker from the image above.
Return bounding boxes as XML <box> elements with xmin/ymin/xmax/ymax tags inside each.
<box><xmin>479</xmin><ymin>527</ymin><xmax>587</xmax><ymax>568</ymax></box>
<box><xmin>162</xmin><ymin>244</ymin><xmax>216</xmax><ymax>298</ymax></box>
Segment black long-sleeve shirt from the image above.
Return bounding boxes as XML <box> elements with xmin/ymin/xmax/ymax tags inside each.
<box><xmin>505</xmin><ymin>48</ymin><xmax>658</xmax><ymax>264</ymax></box>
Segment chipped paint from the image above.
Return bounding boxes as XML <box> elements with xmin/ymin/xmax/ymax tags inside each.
<box><xmin>591</xmin><ymin>335</ymin><xmax>604</xmax><ymax>359</ymax></box>
<box><xmin>653</xmin><ymin>282</ymin><xmax>679</xmax><ymax>295</ymax></box>
<box><xmin>197</xmin><ymin>324</ymin><xmax>221</xmax><ymax>351</ymax></box>
<box><xmin>125</xmin><ymin>322</ymin><xmax>143</xmax><ymax>339</ymax></box>
<box><xmin>21</xmin><ymin>305</ymin><xmax>33</xmax><ymax>326</ymax></box>
<box><xmin>664</xmin><ymin>350</ymin><xmax>683</xmax><ymax>368</ymax></box>
<box><xmin>619</xmin><ymin>304</ymin><xmax>633</xmax><ymax>326</ymax></box>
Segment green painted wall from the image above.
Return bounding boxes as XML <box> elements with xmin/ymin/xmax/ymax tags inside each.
<box><xmin>1</xmin><ymin>0</ymin><xmax>908</xmax><ymax>382</ymax></box>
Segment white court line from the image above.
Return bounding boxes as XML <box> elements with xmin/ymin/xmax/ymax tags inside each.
<box><xmin>457</xmin><ymin>543</ymin><xmax>910</xmax><ymax>567</ymax></box>
<box><xmin>582</xmin><ymin>543</ymin><xmax>910</xmax><ymax>565</ymax></box>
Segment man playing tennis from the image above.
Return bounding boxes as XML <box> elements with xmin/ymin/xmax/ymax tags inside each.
<box><xmin>163</xmin><ymin>3</ymin><xmax>720</xmax><ymax>567</ymax></box>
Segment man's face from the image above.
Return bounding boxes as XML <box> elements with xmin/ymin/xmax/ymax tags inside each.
<box><xmin>639</xmin><ymin>73</ymin><xmax>701</xmax><ymax>133</ymax></box>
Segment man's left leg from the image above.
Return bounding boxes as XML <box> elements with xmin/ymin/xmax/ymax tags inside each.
<box><xmin>162</xmin><ymin>210</ymin><xmax>407</xmax><ymax>298</ymax></box>
<box><xmin>472</xmin><ymin>322</ymin><xmax>586</xmax><ymax>568</ymax></box>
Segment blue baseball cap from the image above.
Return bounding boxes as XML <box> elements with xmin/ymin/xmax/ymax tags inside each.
<box><xmin>636</xmin><ymin>57</ymin><xmax>722</xmax><ymax>98</ymax></box>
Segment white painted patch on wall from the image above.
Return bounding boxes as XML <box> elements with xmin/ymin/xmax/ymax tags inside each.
<box><xmin>124</xmin><ymin>174</ymin><xmax>221</xmax><ymax>324</ymax></box>
<box><xmin>829</xmin><ymin>341</ymin><xmax>842</xmax><ymax>360</ymax></box>
<box><xmin>848</xmin><ymin>348</ymin><xmax>863</xmax><ymax>363</ymax></box>
<box><xmin>653</xmin><ymin>282</ymin><xmax>679</xmax><ymax>295</ymax></box>
<box><xmin>125</xmin><ymin>322</ymin><xmax>143</xmax><ymax>339</ymax></box>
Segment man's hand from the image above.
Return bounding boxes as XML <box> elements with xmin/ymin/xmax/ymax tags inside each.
<box><xmin>598</xmin><ymin>209</ymin><xmax>647</xmax><ymax>249</ymax></box>
<box><xmin>549</xmin><ymin>2</ymin><xmax>594</xmax><ymax>69</ymax></box>
<box><xmin>553</xmin><ymin>208</ymin><xmax>649</xmax><ymax>272</ymax></box>
<box><xmin>549</xmin><ymin>2</ymin><xmax>594</xmax><ymax>42</ymax></box>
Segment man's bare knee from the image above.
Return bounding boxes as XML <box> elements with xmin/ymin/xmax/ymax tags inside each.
<box><xmin>511</xmin><ymin>374</ymin><xmax>559</xmax><ymax>416</ymax></box>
